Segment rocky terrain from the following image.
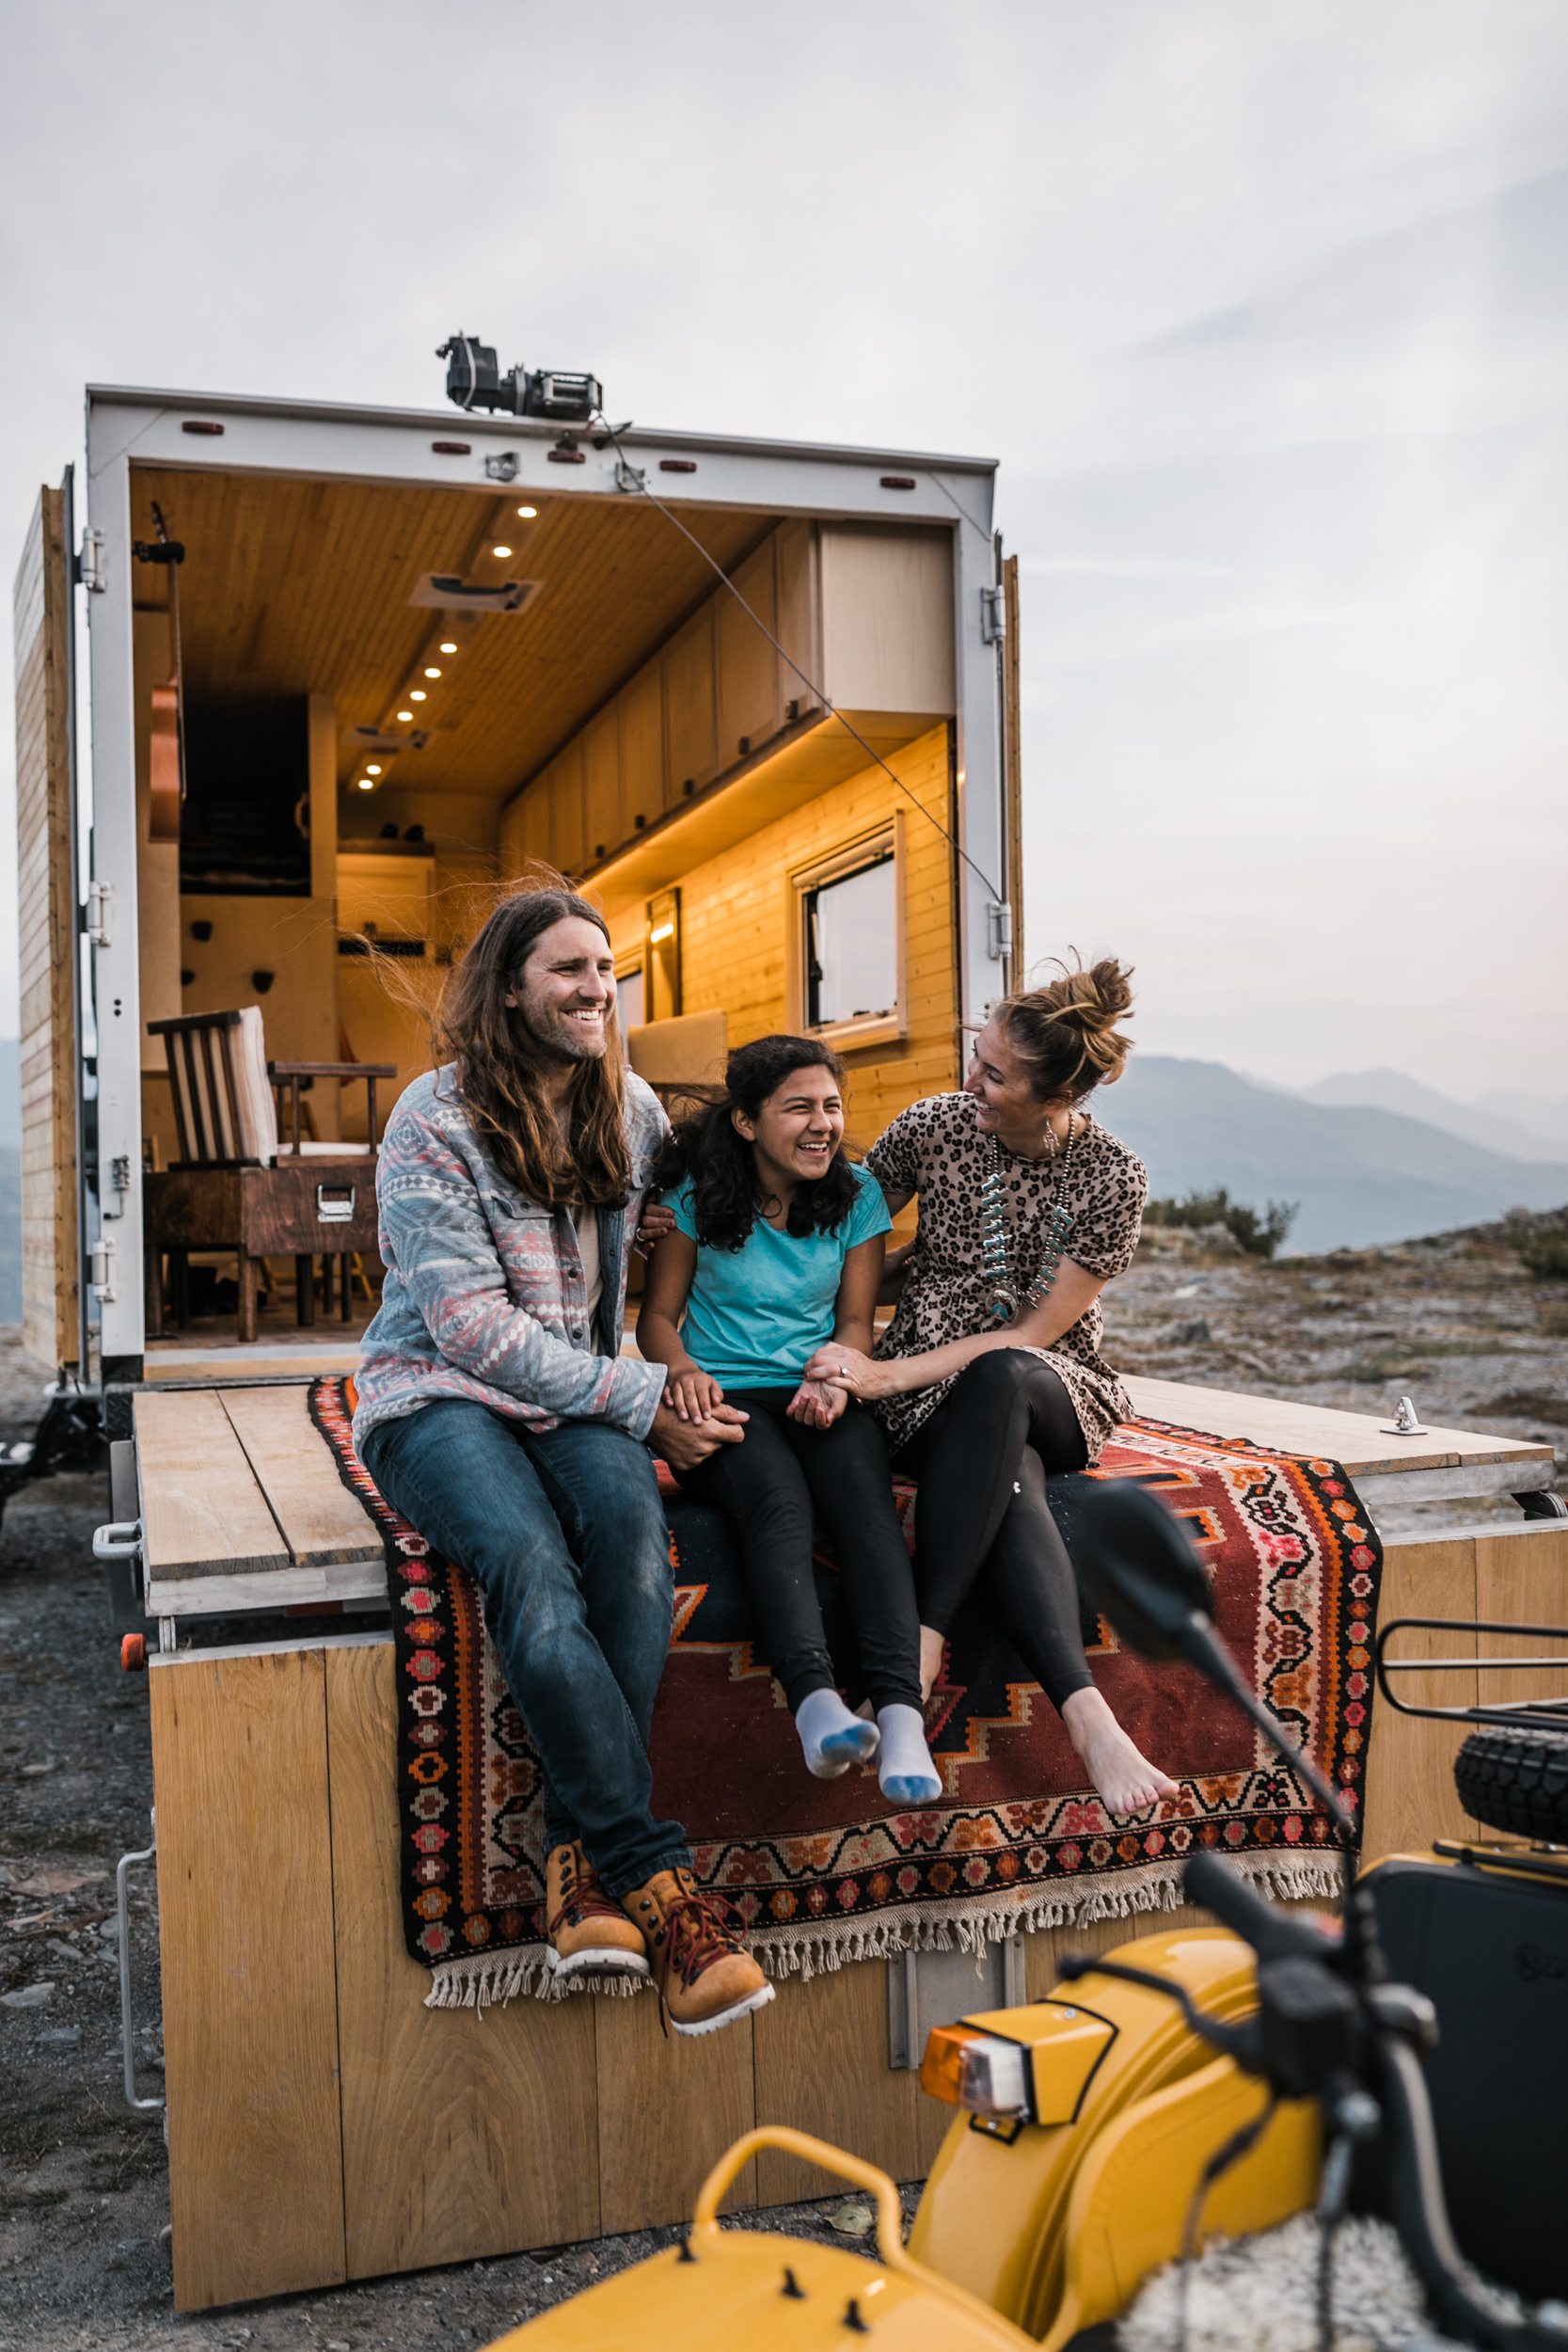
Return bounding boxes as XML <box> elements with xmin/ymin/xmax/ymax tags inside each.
<box><xmin>0</xmin><ymin>1210</ymin><xmax>1561</xmax><ymax>2347</ymax></box>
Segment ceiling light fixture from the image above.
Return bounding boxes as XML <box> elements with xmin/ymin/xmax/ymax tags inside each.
<box><xmin>516</xmin><ymin>505</ymin><xmax>537</xmax><ymax>518</ymax></box>
<box><xmin>356</xmin><ymin>777</ymin><xmax>375</xmax><ymax>791</ymax></box>
<box><xmin>409</xmin><ymin>690</ymin><xmax>427</xmax><ymax>702</ymax></box>
<box><xmin>397</xmin><ymin>709</ymin><xmax>414</xmax><ymax>721</ymax></box>
<box><xmin>366</xmin><ymin>764</ymin><xmax>382</xmax><ymax>775</ymax></box>
<box><xmin>438</xmin><ymin>641</ymin><xmax>457</xmax><ymax>655</ymax></box>
<box><xmin>492</xmin><ymin>544</ymin><xmax>512</xmax><ymax>559</ymax></box>
<box><xmin>649</xmin><ymin>922</ymin><xmax>675</xmax><ymax>945</ymax></box>
<box><xmin>424</xmin><ymin>666</ymin><xmax>441</xmax><ymax>678</ymax></box>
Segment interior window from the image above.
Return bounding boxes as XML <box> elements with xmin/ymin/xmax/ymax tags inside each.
<box><xmin>805</xmin><ymin>851</ymin><xmax>896</xmax><ymax>1027</ymax></box>
<box><xmin>616</xmin><ymin>966</ymin><xmax>645</xmax><ymax>1040</ymax></box>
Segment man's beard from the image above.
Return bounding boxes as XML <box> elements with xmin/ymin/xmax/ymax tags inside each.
<box><xmin>513</xmin><ymin>984</ymin><xmax>610</xmax><ymax>1066</ymax></box>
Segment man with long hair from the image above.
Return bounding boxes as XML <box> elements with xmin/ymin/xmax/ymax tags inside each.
<box><xmin>353</xmin><ymin>883</ymin><xmax>773</xmax><ymax>2037</ymax></box>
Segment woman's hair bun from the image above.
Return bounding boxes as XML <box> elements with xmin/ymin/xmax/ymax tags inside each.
<box><xmin>995</xmin><ymin>952</ymin><xmax>1135</xmax><ymax>1102</ymax></box>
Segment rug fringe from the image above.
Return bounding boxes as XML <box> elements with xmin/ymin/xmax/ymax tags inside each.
<box><xmin>423</xmin><ymin>1949</ymin><xmax>648</xmax><ymax>2011</ymax></box>
<box><xmin>746</xmin><ymin>1849</ymin><xmax>1346</xmax><ymax>1982</ymax></box>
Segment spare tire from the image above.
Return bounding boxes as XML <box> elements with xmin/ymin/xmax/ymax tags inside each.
<box><xmin>1453</xmin><ymin>1724</ymin><xmax>1568</xmax><ymax>1842</ymax></box>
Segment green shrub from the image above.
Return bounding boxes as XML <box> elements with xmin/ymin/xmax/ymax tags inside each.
<box><xmin>1520</xmin><ymin>1224</ymin><xmax>1568</xmax><ymax>1281</ymax></box>
<box><xmin>1144</xmin><ymin>1187</ymin><xmax>1298</xmax><ymax>1260</ymax></box>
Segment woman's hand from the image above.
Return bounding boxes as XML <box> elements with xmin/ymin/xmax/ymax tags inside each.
<box><xmin>802</xmin><ymin>1343</ymin><xmax>897</xmax><ymax>1402</ymax></box>
<box><xmin>786</xmin><ymin>1376</ymin><xmax>847</xmax><ymax>1428</ymax></box>
<box><xmin>648</xmin><ymin>1399</ymin><xmax>748</xmax><ymax>1472</ymax></box>
<box><xmin>664</xmin><ymin>1366</ymin><xmax>725</xmax><ymax>1423</ymax></box>
<box><xmin>634</xmin><ymin>1202</ymin><xmax>677</xmax><ymax>1258</ymax></box>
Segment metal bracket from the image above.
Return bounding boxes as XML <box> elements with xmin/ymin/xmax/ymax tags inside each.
<box><xmin>615</xmin><ymin>459</ymin><xmax>648</xmax><ymax>495</ymax></box>
<box><xmin>1516</xmin><ymin>1489</ymin><xmax>1568</xmax><ymax>1521</ymax></box>
<box><xmin>93</xmin><ymin>1517</ymin><xmax>144</xmax><ymax>1563</ymax></box>
<box><xmin>483</xmin><ymin>451</ymin><xmax>519</xmax><ymax>482</ymax></box>
<box><xmin>86</xmin><ymin>879</ymin><xmax>114</xmax><ymax>947</ymax></box>
<box><xmin>77</xmin><ymin>526</ymin><xmax>106</xmax><ymax>592</ymax></box>
<box><xmin>118</xmin><ymin>1811</ymin><xmax>164</xmax><ymax>2114</ymax></box>
<box><xmin>980</xmin><ymin>585</ymin><xmax>1006</xmax><ymax>644</ymax></box>
<box><xmin>89</xmin><ymin>1232</ymin><xmax>118</xmax><ymax>1305</ymax></box>
<box><xmin>987</xmin><ymin>901</ymin><xmax>1014</xmax><ymax>960</ymax></box>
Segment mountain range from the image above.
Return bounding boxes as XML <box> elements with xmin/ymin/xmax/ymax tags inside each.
<box><xmin>1108</xmin><ymin>1057</ymin><xmax>1568</xmax><ymax>1255</ymax></box>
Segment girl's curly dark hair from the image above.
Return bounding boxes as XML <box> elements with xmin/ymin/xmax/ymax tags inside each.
<box><xmin>654</xmin><ymin>1035</ymin><xmax>858</xmax><ymax>1251</ymax></box>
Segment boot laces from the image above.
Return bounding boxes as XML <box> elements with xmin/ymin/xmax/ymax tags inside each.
<box><xmin>654</xmin><ymin>1883</ymin><xmax>750</xmax><ymax>2027</ymax></box>
<box><xmin>547</xmin><ymin>1853</ymin><xmax>623</xmax><ymax>1939</ymax></box>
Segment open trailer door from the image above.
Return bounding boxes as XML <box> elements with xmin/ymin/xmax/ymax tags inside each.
<box><xmin>13</xmin><ymin>479</ymin><xmax>83</xmax><ymax>1375</ymax></box>
<box><xmin>1001</xmin><ymin>550</ymin><xmax>1024</xmax><ymax>996</ymax></box>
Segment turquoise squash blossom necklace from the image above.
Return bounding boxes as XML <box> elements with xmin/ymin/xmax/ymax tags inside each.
<box><xmin>977</xmin><ymin>1113</ymin><xmax>1079</xmax><ymax>1327</ymax></box>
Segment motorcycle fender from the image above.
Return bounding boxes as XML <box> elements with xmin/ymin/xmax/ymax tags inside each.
<box><xmin>908</xmin><ymin>1930</ymin><xmax>1262</xmax><ymax>2331</ymax></box>
<box><xmin>1040</xmin><ymin>2058</ymin><xmax>1321</xmax><ymax>2351</ymax></box>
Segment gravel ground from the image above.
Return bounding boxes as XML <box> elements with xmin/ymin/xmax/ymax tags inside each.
<box><xmin>0</xmin><ymin>1215</ymin><xmax>1560</xmax><ymax>2346</ymax></box>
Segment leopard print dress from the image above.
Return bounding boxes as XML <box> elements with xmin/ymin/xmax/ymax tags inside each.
<box><xmin>864</xmin><ymin>1091</ymin><xmax>1148</xmax><ymax>1464</ymax></box>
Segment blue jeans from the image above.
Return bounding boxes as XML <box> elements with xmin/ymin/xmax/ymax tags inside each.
<box><xmin>361</xmin><ymin>1398</ymin><xmax>689</xmax><ymax>1897</ymax></box>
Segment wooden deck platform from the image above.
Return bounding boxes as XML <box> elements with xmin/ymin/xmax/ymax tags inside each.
<box><xmin>128</xmin><ymin>1375</ymin><xmax>1563</xmax><ymax>2311</ymax></box>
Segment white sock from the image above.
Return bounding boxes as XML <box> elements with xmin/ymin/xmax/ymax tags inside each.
<box><xmin>877</xmin><ymin>1704</ymin><xmax>942</xmax><ymax>1804</ymax></box>
<box><xmin>797</xmin><ymin>1687</ymin><xmax>880</xmax><ymax>1780</ymax></box>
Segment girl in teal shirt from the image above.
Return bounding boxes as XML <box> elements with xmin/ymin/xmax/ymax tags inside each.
<box><xmin>639</xmin><ymin>1036</ymin><xmax>941</xmax><ymax>1804</ymax></box>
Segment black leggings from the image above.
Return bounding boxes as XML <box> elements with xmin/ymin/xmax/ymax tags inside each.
<box><xmin>674</xmin><ymin>1388</ymin><xmax>923</xmax><ymax>1714</ymax></box>
<box><xmin>895</xmin><ymin>1350</ymin><xmax>1095</xmax><ymax>1711</ymax></box>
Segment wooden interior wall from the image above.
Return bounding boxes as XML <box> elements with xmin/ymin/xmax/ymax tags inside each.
<box><xmin>605</xmin><ymin>724</ymin><xmax>960</xmax><ymax>1142</ymax></box>
<box><xmin>13</xmin><ymin>485</ymin><xmax>78</xmax><ymax>1370</ymax></box>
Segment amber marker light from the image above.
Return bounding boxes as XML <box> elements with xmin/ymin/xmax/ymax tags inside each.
<box><xmin>919</xmin><ymin>2025</ymin><xmax>1032</xmax><ymax>2119</ymax></box>
<box><xmin>516</xmin><ymin>505</ymin><xmax>537</xmax><ymax>518</ymax></box>
<box><xmin>492</xmin><ymin>543</ymin><xmax>513</xmax><ymax>558</ymax></box>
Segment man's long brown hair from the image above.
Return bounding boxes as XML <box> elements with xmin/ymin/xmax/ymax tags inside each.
<box><xmin>433</xmin><ymin>884</ymin><xmax>630</xmax><ymax>1209</ymax></box>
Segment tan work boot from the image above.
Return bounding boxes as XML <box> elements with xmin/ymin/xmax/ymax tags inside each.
<box><xmin>620</xmin><ymin>1867</ymin><xmax>774</xmax><ymax>2037</ymax></box>
<box><xmin>546</xmin><ymin>1841</ymin><xmax>651</xmax><ymax>1980</ymax></box>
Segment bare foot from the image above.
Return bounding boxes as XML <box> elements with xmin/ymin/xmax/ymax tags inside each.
<box><xmin>919</xmin><ymin>1624</ymin><xmax>946</xmax><ymax>1704</ymax></box>
<box><xmin>1060</xmin><ymin>1687</ymin><xmax>1180</xmax><ymax>1817</ymax></box>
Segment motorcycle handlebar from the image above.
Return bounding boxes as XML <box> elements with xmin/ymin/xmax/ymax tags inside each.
<box><xmin>1182</xmin><ymin>1850</ymin><xmax>1333</xmax><ymax>1963</ymax></box>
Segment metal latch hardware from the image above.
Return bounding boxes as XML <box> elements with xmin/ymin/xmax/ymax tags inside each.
<box><xmin>87</xmin><ymin>880</ymin><xmax>114</xmax><ymax>946</ymax></box>
<box><xmin>316</xmin><ymin>1184</ymin><xmax>356</xmax><ymax>1224</ymax></box>
<box><xmin>483</xmin><ymin>452</ymin><xmax>519</xmax><ymax>482</ymax></box>
<box><xmin>615</xmin><ymin>459</ymin><xmax>647</xmax><ymax>495</ymax></box>
<box><xmin>980</xmin><ymin>585</ymin><xmax>1006</xmax><ymax>644</ymax></box>
<box><xmin>77</xmin><ymin>527</ymin><xmax>107</xmax><ymax>592</ymax></box>
<box><xmin>89</xmin><ymin>1232</ymin><xmax>119</xmax><ymax>1303</ymax></box>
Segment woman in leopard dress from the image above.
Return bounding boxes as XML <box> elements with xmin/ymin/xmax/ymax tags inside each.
<box><xmin>804</xmin><ymin>958</ymin><xmax>1178</xmax><ymax>1817</ymax></box>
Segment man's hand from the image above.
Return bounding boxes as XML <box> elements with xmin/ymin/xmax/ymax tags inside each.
<box><xmin>633</xmin><ymin>1202</ymin><xmax>677</xmax><ymax>1258</ymax></box>
<box><xmin>648</xmin><ymin>1399</ymin><xmax>748</xmax><ymax>1472</ymax></box>
<box><xmin>785</xmin><ymin>1376</ymin><xmax>846</xmax><ymax>1428</ymax></box>
<box><xmin>664</xmin><ymin>1366</ymin><xmax>725</xmax><ymax>1422</ymax></box>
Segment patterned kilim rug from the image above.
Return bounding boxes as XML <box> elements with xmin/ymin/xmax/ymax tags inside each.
<box><xmin>309</xmin><ymin>1377</ymin><xmax>1381</xmax><ymax>2010</ymax></box>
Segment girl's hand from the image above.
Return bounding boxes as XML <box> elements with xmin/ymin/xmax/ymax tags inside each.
<box><xmin>802</xmin><ymin>1343</ymin><xmax>894</xmax><ymax>1401</ymax></box>
<box><xmin>634</xmin><ymin>1202</ymin><xmax>677</xmax><ymax>1258</ymax></box>
<box><xmin>664</xmin><ymin>1366</ymin><xmax>725</xmax><ymax>1422</ymax></box>
<box><xmin>786</xmin><ymin>1376</ymin><xmax>846</xmax><ymax>1428</ymax></box>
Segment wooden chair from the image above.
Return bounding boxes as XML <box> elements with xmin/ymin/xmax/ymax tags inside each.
<box><xmin>145</xmin><ymin>1009</ymin><xmax>395</xmax><ymax>1343</ymax></box>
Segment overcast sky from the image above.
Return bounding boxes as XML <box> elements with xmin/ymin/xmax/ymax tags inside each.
<box><xmin>2</xmin><ymin>0</ymin><xmax>1563</xmax><ymax>1099</ymax></box>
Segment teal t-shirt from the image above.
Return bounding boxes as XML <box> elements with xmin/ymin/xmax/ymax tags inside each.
<box><xmin>668</xmin><ymin>1161</ymin><xmax>892</xmax><ymax>1389</ymax></box>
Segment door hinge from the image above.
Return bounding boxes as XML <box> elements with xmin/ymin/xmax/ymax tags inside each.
<box><xmin>980</xmin><ymin>585</ymin><xmax>1006</xmax><ymax>644</ymax></box>
<box><xmin>77</xmin><ymin>527</ymin><xmax>107</xmax><ymax>593</ymax></box>
<box><xmin>89</xmin><ymin>1232</ymin><xmax>118</xmax><ymax>1305</ymax></box>
<box><xmin>87</xmin><ymin>881</ymin><xmax>114</xmax><ymax>946</ymax></box>
<box><xmin>987</xmin><ymin>901</ymin><xmax>1014</xmax><ymax>960</ymax></box>
<box><xmin>102</xmin><ymin>1154</ymin><xmax>132</xmax><ymax>1221</ymax></box>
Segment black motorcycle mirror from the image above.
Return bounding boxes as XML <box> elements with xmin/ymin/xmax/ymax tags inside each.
<box><xmin>1076</xmin><ymin>1479</ymin><xmax>1354</xmax><ymax>1844</ymax></box>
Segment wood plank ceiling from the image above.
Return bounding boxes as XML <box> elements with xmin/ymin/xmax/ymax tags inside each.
<box><xmin>129</xmin><ymin>466</ymin><xmax>777</xmax><ymax>801</ymax></box>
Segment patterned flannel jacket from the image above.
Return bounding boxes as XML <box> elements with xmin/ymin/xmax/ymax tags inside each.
<box><xmin>352</xmin><ymin>1064</ymin><xmax>670</xmax><ymax>1451</ymax></box>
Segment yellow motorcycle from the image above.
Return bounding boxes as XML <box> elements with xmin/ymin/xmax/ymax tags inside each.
<box><xmin>492</xmin><ymin>1483</ymin><xmax>1568</xmax><ymax>2352</ymax></box>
